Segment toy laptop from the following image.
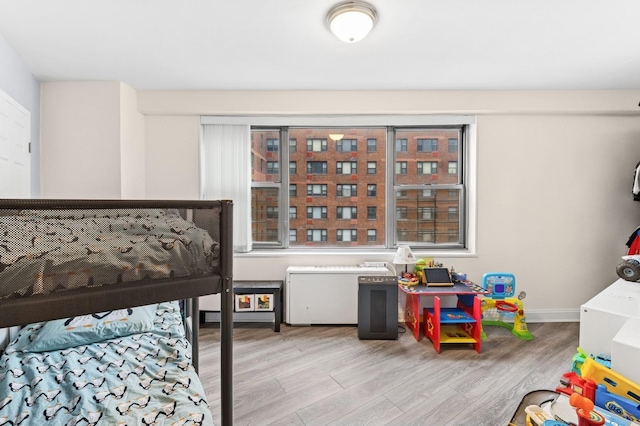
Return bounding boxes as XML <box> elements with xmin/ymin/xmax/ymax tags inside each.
<box><xmin>424</xmin><ymin>267</ymin><xmax>454</xmax><ymax>287</ymax></box>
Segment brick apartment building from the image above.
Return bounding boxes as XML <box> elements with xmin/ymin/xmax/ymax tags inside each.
<box><xmin>251</xmin><ymin>127</ymin><xmax>461</xmax><ymax>247</ymax></box>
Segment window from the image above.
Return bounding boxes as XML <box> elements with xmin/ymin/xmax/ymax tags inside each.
<box><xmin>337</xmin><ymin>206</ymin><xmax>357</xmax><ymax>219</ymax></box>
<box><xmin>367</xmin><ymin>162</ymin><xmax>377</xmax><ymax>174</ymax></box>
<box><xmin>266</xmin><ymin>206</ymin><xmax>278</xmax><ymax>219</ymax></box>
<box><xmin>247</xmin><ymin>124</ymin><xmax>467</xmax><ymax>249</ymax></box>
<box><xmin>267</xmin><ymin>229</ymin><xmax>278</xmax><ymax>240</ymax></box>
<box><xmin>307</xmin><ymin>229</ymin><xmax>327</xmax><ymax>242</ymax></box>
<box><xmin>307</xmin><ymin>206</ymin><xmax>327</xmax><ymax>219</ymax></box>
<box><xmin>448</xmin><ymin>161</ymin><xmax>457</xmax><ymax>175</ymax></box>
<box><xmin>267</xmin><ymin>138</ymin><xmax>279</xmax><ymax>152</ymax></box>
<box><xmin>396</xmin><ymin>206</ymin><xmax>408</xmax><ymax>219</ymax></box>
<box><xmin>336</xmin><ymin>139</ymin><xmax>357</xmax><ymax>152</ymax></box>
<box><xmin>395</xmin><ymin>161</ymin><xmax>407</xmax><ymax>175</ymax></box>
<box><xmin>367</xmin><ymin>206</ymin><xmax>376</xmax><ymax>220</ymax></box>
<box><xmin>418</xmin><ymin>207</ymin><xmax>436</xmax><ymax>220</ymax></box>
<box><xmin>417</xmin><ymin>138</ymin><xmax>438</xmax><ymax>152</ymax></box>
<box><xmin>307</xmin><ymin>161</ymin><xmax>327</xmax><ymax>174</ymax></box>
<box><xmin>448</xmin><ymin>206</ymin><xmax>458</xmax><ymax>220</ymax></box>
<box><xmin>307</xmin><ymin>184</ymin><xmax>327</xmax><ymax>196</ymax></box>
<box><xmin>267</xmin><ymin>161</ymin><xmax>279</xmax><ymax>175</ymax></box>
<box><xmin>448</xmin><ymin>138</ymin><xmax>458</xmax><ymax>153</ymax></box>
<box><xmin>367</xmin><ymin>138</ymin><xmax>377</xmax><ymax>152</ymax></box>
<box><xmin>417</xmin><ymin>161</ymin><xmax>437</xmax><ymax>175</ymax></box>
<box><xmin>337</xmin><ymin>229</ymin><xmax>357</xmax><ymax>242</ymax></box>
<box><xmin>396</xmin><ymin>138</ymin><xmax>407</xmax><ymax>152</ymax></box>
<box><xmin>336</xmin><ymin>161</ymin><xmax>357</xmax><ymax>174</ymax></box>
<box><xmin>337</xmin><ymin>184</ymin><xmax>357</xmax><ymax>197</ymax></box>
<box><xmin>307</xmin><ymin>138</ymin><xmax>327</xmax><ymax>152</ymax></box>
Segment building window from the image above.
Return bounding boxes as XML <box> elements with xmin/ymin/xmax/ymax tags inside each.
<box><xmin>396</xmin><ymin>206</ymin><xmax>408</xmax><ymax>220</ymax></box>
<box><xmin>307</xmin><ymin>206</ymin><xmax>328</xmax><ymax>219</ymax></box>
<box><xmin>395</xmin><ymin>161</ymin><xmax>407</xmax><ymax>175</ymax></box>
<box><xmin>307</xmin><ymin>161</ymin><xmax>327</xmax><ymax>174</ymax></box>
<box><xmin>307</xmin><ymin>138</ymin><xmax>327</xmax><ymax>152</ymax></box>
<box><xmin>267</xmin><ymin>138</ymin><xmax>279</xmax><ymax>152</ymax></box>
<box><xmin>448</xmin><ymin>161</ymin><xmax>457</xmax><ymax>175</ymax></box>
<box><xmin>448</xmin><ymin>206</ymin><xmax>458</xmax><ymax>220</ymax></box>
<box><xmin>336</xmin><ymin>139</ymin><xmax>357</xmax><ymax>152</ymax></box>
<box><xmin>337</xmin><ymin>206</ymin><xmax>357</xmax><ymax>219</ymax></box>
<box><xmin>267</xmin><ymin>161</ymin><xmax>279</xmax><ymax>175</ymax></box>
<box><xmin>418</xmin><ymin>207</ymin><xmax>436</xmax><ymax>220</ymax></box>
<box><xmin>336</xmin><ymin>161</ymin><xmax>357</xmax><ymax>174</ymax></box>
<box><xmin>248</xmin><ymin>125</ymin><xmax>467</xmax><ymax>249</ymax></box>
<box><xmin>417</xmin><ymin>161</ymin><xmax>437</xmax><ymax>175</ymax></box>
<box><xmin>337</xmin><ymin>229</ymin><xmax>357</xmax><ymax>242</ymax></box>
<box><xmin>266</xmin><ymin>206</ymin><xmax>278</xmax><ymax>219</ymax></box>
<box><xmin>290</xmin><ymin>229</ymin><xmax>297</xmax><ymax>242</ymax></box>
<box><xmin>417</xmin><ymin>138</ymin><xmax>438</xmax><ymax>152</ymax></box>
<box><xmin>448</xmin><ymin>138</ymin><xmax>458</xmax><ymax>153</ymax></box>
<box><xmin>367</xmin><ymin>162</ymin><xmax>377</xmax><ymax>175</ymax></box>
<box><xmin>307</xmin><ymin>229</ymin><xmax>327</xmax><ymax>242</ymax></box>
<box><xmin>367</xmin><ymin>206</ymin><xmax>376</xmax><ymax>220</ymax></box>
<box><xmin>367</xmin><ymin>138</ymin><xmax>377</xmax><ymax>152</ymax></box>
<box><xmin>337</xmin><ymin>184</ymin><xmax>357</xmax><ymax>197</ymax></box>
<box><xmin>307</xmin><ymin>184</ymin><xmax>327</xmax><ymax>196</ymax></box>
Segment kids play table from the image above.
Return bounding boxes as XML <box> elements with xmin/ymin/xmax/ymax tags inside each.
<box><xmin>398</xmin><ymin>281</ymin><xmax>488</xmax><ymax>352</ymax></box>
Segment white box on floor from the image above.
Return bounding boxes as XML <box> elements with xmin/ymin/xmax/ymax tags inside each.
<box><xmin>579</xmin><ymin>279</ymin><xmax>640</xmax><ymax>358</ymax></box>
<box><xmin>611</xmin><ymin>317</ymin><xmax>640</xmax><ymax>385</ymax></box>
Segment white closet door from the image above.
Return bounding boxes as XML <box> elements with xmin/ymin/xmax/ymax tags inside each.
<box><xmin>0</xmin><ymin>88</ymin><xmax>30</xmax><ymax>198</ymax></box>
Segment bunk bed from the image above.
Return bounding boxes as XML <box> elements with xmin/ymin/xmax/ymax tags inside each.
<box><xmin>0</xmin><ymin>199</ymin><xmax>233</xmax><ymax>425</ymax></box>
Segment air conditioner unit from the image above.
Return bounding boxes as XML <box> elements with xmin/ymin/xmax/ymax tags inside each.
<box><xmin>285</xmin><ymin>265</ymin><xmax>393</xmax><ymax>325</ymax></box>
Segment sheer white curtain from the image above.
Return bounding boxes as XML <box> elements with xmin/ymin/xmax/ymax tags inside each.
<box><xmin>201</xmin><ymin>124</ymin><xmax>252</xmax><ymax>252</ymax></box>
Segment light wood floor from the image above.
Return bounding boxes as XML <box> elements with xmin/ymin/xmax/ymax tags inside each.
<box><xmin>198</xmin><ymin>321</ymin><xmax>579</xmax><ymax>426</ymax></box>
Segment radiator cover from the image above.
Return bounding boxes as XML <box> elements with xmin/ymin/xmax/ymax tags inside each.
<box><xmin>285</xmin><ymin>265</ymin><xmax>393</xmax><ymax>325</ymax></box>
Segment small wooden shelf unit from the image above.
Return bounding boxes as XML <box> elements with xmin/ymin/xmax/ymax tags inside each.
<box><xmin>423</xmin><ymin>295</ymin><xmax>482</xmax><ymax>353</ymax></box>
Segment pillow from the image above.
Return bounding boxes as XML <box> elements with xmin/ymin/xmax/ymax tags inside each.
<box><xmin>23</xmin><ymin>303</ymin><xmax>158</xmax><ymax>353</ymax></box>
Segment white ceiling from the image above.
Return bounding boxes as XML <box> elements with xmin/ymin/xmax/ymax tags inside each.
<box><xmin>1</xmin><ymin>0</ymin><xmax>639</xmax><ymax>91</ymax></box>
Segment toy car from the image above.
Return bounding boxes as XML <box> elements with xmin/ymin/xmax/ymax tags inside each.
<box><xmin>616</xmin><ymin>255</ymin><xmax>640</xmax><ymax>282</ymax></box>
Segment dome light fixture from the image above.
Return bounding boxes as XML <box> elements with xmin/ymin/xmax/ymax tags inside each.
<box><xmin>326</xmin><ymin>1</ymin><xmax>377</xmax><ymax>43</ymax></box>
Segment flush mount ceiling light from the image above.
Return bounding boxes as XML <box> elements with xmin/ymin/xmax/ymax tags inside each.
<box><xmin>326</xmin><ymin>1</ymin><xmax>377</xmax><ymax>43</ymax></box>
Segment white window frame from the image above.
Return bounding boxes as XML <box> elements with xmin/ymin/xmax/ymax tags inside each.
<box><xmin>201</xmin><ymin>115</ymin><xmax>477</xmax><ymax>254</ymax></box>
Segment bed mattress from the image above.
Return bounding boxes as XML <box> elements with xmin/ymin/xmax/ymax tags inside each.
<box><xmin>0</xmin><ymin>300</ymin><xmax>214</xmax><ymax>425</ymax></box>
<box><xmin>0</xmin><ymin>208</ymin><xmax>220</xmax><ymax>299</ymax></box>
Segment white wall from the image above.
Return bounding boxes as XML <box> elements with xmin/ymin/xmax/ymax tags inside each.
<box><xmin>35</xmin><ymin>86</ymin><xmax>640</xmax><ymax>320</ymax></box>
<box><xmin>41</xmin><ymin>82</ymin><xmax>126</xmax><ymax>198</ymax></box>
<box><xmin>136</xmin><ymin>90</ymin><xmax>640</xmax><ymax>320</ymax></box>
<box><xmin>120</xmin><ymin>83</ymin><xmax>145</xmax><ymax>199</ymax></box>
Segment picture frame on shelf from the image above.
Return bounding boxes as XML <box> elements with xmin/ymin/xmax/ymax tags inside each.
<box><xmin>235</xmin><ymin>294</ymin><xmax>255</xmax><ymax>312</ymax></box>
<box><xmin>255</xmin><ymin>294</ymin><xmax>274</xmax><ymax>311</ymax></box>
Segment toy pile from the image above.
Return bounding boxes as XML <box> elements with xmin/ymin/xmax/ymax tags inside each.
<box><xmin>508</xmin><ymin>347</ymin><xmax>640</xmax><ymax>426</ymax></box>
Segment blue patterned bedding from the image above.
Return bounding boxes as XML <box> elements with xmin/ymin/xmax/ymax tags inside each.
<box><xmin>0</xmin><ymin>301</ymin><xmax>214</xmax><ymax>425</ymax></box>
